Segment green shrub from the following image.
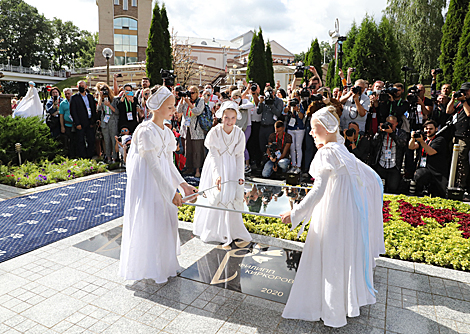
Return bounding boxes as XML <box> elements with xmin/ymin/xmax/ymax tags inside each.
<box><xmin>0</xmin><ymin>116</ymin><xmax>62</xmax><ymax>165</ymax></box>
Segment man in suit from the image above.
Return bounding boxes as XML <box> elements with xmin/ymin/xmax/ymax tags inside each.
<box><xmin>70</xmin><ymin>81</ymin><xmax>99</xmax><ymax>158</ymax></box>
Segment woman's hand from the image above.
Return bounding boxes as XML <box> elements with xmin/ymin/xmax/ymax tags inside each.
<box><xmin>181</xmin><ymin>183</ymin><xmax>198</xmax><ymax>201</ymax></box>
<box><xmin>104</xmin><ymin>100</ymin><xmax>111</xmax><ymax>107</ymax></box>
<box><xmin>216</xmin><ymin>177</ymin><xmax>221</xmax><ymax>191</ymax></box>
<box><xmin>280</xmin><ymin>211</ymin><xmax>292</xmax><ymax>224</ymax></box>
<box><xmin>239</xmin><ymin>179</ymin><xmax>244</xmax><ymax>185</ymax></box>
<box><xmin>172</xmin><ymin>192</ymin><xmax>183</xmax><ymax>207</ymax></box>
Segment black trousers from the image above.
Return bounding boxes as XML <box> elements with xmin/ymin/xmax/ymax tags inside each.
<box><xmin>76</xmin><ymin>125</ymin><xmax>95</xmax><ymax>159</ymax></box>
<box><xmin>374</xmin><ymin>164</ymin><xmax>401</xmax><ymax>194</ymax></box>
<box><xmin>414</xmin><ymin>167</ymin><xmax>448</xmax><ymax>198</ymax></box>
<box><xmin>63</xmin><ymin>126</ymin><xmax>78</xmax><ymax>158</ymax></box>
<box><xmin>259</xmin><ymin>124</ymin><xmax>274</xmax><ymax>157</ymax></box>
<box><xmin>247</xmin><ymin>121</ymin><xmax>262</xmax><ymax>166</ymax></box>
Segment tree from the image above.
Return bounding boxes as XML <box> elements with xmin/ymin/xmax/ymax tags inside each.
<box><xmin>160</xmin><ymin>4</ymin><xmax>172</xmax><ymax>70</ymax></box>
<box><xmin>265</xmin><ymin>40</ymin><xmax>274</xmax><ymax>88</ymax></box>
<box><xmin>246</xmin><ymin>28</ymin><xmax>267</xmax><ymax>89</ymax></box>
<box><xmin>326</xmin><ymin>58</ymin><xmax>336</xmax><ymax>89</ymax></box>
<box><xmin>319</xmin><ymin>41</ymin><xmax>335</xmax><ymax>63</ymax></box>
<box><xmin>348</xmin><ymin>15</ymin><xmax>387</xmax><ymax>83</ymax></box>
<box><xmin>294</xmin><ymin>52</ymin><xmax>305</xmax><ymax>63</ymax></box>
<box><xmin>50</xmin><ymin>18</ymin><xmax>89</xmax><ymax>70</ymax></box>
<box><xmin>171</xmin><ymin>29</ymin><xmax>196</xmax><ymax>87</ymax></box>
<box><xmin>341</xmin><ymin>21</ymin><xmax>359</xmax><ymax>71</ymax></box>
<box><xmin>75</xmin><ymin>32</ymin><xmax>98</xmax><ymax>69</ymax></box>
<box><xmin>439</xmin><ymin>0</ymin><xmax>470</xmax><ymax>86</ymax></box>
<box><xmin>452</xmin><ymin>3</ymin><xmax>470</xmax><ymax>89</ymax></box>
<box><xmin>378</xmin><ymin>16</ymin><xmax>402</xmax><ymax>82</ymax></box>
<box><xmin>146</xmin><ymin>1</ymin><xmax>165</xmax><ymax>85</ymax></box>
<box><xmin>386</xmin><ymin>0</ymin><xmax>447</xmax><ymax>82</ymax></box>
<box><xmin>304</xmin><ymin>38</ymin><xmax>322</xmax><ymax>80</ymax></box>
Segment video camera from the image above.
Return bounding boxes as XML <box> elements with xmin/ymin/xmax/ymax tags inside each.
<box><xmin>378</xmin><ymin>82</ymin><xmax>398</xmax><ymax>103</ymax></box>
<box><xmin>294</xmin><ymin>62</ymin><xmax>309</xmax><ymax>78</ymax></box>
<box><xmin>160</xmin><ymin>69</ymin><xmax>176</xmax><ymax>87</ymax></box>
<box><xmin>407</xmin><ymin>85</ymin><xmax>420</xmax><ymax>104</ymax></box>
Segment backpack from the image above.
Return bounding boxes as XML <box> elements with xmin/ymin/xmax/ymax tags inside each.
<box><xmin>195</xmin><ymin>99</ymin><xmax>213</xmax><ymax>132</ymax></box>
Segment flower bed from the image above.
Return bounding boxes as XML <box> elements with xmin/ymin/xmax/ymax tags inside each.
<box><xmin>178</xmin><ymin>194</ymin><xmax>470</xmax><ymax>271</ymax></box>
<box><xmin>0</xmin><ymin>157</ymin><xmax>108</xmax><ymax>188</ymax></box>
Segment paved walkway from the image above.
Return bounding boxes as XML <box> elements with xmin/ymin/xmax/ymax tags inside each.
<box><xmin>0</xmin><ymin>175</ymin><xmax>470</xmax><ymax>333</ymax></box>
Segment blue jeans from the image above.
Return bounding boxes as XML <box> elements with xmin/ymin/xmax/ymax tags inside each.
<box><xmin>262</xmin><ymin>158</ymin><xmax>290</xmax><ymax>178</ymax></box>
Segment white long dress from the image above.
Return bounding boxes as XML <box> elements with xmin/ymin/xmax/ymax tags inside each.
<box><xmin>193</xmin><ymin>124</ymin><xmax>252</xmax><ymax>245</ymax></box>
<box><xmin>282</xmin><ymin>141</ymin><xmax>384</xmax><ymax>328</ymax></box>
<box><xmin>12</xmin><ymin>86</ymin><xmax>43</xmax><ymax>118</ymax></box>
<box><xmin>119</xmin><ymin>121</ymin><xmax>185</xmax><ymax>283</ymax></box>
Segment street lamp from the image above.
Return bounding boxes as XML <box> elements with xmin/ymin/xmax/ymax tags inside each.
<box><xmin>102</xmin><ymin>48</ymin><xmax>113</xmax><ymax>86</ymax></box>
<box><xmin>323</xmin><ymin>48</ymin><xmax>327</xmax><ymax>64</ymax></box>
<box><xmin>124</xmin><ymin>50</ymin><xmax>127</xmax><ymax>65</ymax></box>
<box><xmin>19</xmin><ymin>55</ymin><xmax>22</xmax><ymax>70</ymax></box>
<box><xmin>71</xmin><ymin>53</ymin><xmax>75</xmax><ymax>72</ymax></box>
<box><xmin>7</xmin><ymin>56</ymin><xmax>10</xmax><ymax>70</ymax></box>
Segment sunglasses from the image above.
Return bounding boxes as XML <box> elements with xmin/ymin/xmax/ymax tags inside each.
<box><xmin>144</xmin><ymin>93</ymin><xmax>149</xmax><ymax>96</ymax></box>
<box><xmin>121</xmin><ymin>129</ymin><xmax>129</xmax><ymax>133</ymax></box>
<box><xmin>191</xmin><ymin>92</ymin><xmax>197</xmax><ymax>95</ymax></box>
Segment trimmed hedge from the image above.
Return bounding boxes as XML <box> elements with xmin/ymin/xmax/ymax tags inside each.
<box><xmin>178</xmin><ymin>195</ymin><xmax>470</xmax><ymax>271</ymax></box>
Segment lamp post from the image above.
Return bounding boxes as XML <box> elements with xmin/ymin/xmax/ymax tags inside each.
<box><xmin>7</xmin><ymin>56</ymin><xmax>10</xmax><ymax>70</ymax></box>
<box><xmin>71</xmin><ymin>53</ymin><xmax>75</xmax><ymax>72</ymax></box>
<box><xmin>102</xmin><ymin>48</ymin><xmax>113</xmax><ymax>86</ymax></box>
<box><xmin>323</xmin><ymin>48</ymin><xmax>327</xmax><ymax>64</ymax></box>
<box><xmin>18</xmin><ymin>55</ymin><xmax>22</xmax><ymax>71</ymax></box>
<box><xmin>124</xmin><ymin>50</ymin><xmax>127</xmax><ymax>65</ymax></box>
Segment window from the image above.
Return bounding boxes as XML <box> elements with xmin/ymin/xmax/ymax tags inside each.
<box><xmin>114</xmin><ymin>17</ymin><xmax>138</xmax><ymax>64</ymax></box>
<box><xmin>123</xmin><ymin>0</ymin><xmax>128</xmax><ymax>10</ymax></box>
<box><xmin>114</xmin><ymin>17</ymin><xmax>137</xmax><ymax>30</ymax></box>
<box><xmin>114</xmin><ymin>0</ymin><xmax>119</xmax><ymax>4</ymax></box>
<box><xmin>132</xmin><ymin>0</ymin><xmax>137</xmax><ymax>6</ymax></box>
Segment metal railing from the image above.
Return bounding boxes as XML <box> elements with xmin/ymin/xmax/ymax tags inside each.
<box><xmin>0</xmin><ymin>64</ymin><xmax>67</xmax><ymax>78</ymax></box>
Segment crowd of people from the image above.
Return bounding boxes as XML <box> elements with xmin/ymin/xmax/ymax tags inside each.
<box><xmin>13</xmin><ymin>66</ymin><xmax>470</xmax><ymax>199</ymax></box>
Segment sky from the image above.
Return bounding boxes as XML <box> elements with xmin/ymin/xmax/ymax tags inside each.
<box><xmin>23</xmin><ymin>0</ymin><xmax>389</xmax><ymax>54</ymax></box>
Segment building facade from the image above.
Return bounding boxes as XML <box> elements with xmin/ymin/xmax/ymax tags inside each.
<box><xmin>94</xmin><ymin>0</ymin><xmax>152</xmax><ymax>67</ymax></box>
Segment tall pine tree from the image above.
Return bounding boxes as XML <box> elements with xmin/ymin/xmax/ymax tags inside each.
<box><xmin>160</xmin><ymin>3</ymin><xmax>172</xmax><ymax>70</ymax></box>
<box><xmin>326</xmin><ymin>58</ymin><xmax>336</xmax><ymax>89</ymax></box>
<box><xmin>348</xmin><ymin>15</ymin><xmax>387</xmax><ymax>83</ymax></box>
<box><xmin>246</xmin><ymin>28</ymin><xmax>267</xmax><ymax>89</ymax></box>
<box><xmin>378</xmin><ymin>16</ymin><xmax>401</xmax><ymax>82</ymax></box>
<box><xmin>265</xmin><ymin>40</ymin><xmax>274</xmax><ymax>87</ymax></box>
<box><xmin>439</xmin><ymin>0</ymin><xmax>470</xmax><ymax>87</ymax></box>
<box><xmin>452</xmin><ymin>3</ymin><xmax>470</xmax><ymax>89</ymax></box>
<box><xmin>146</xmin><ymin>1</ymin><xmax>171</xmax><ymax>85</ymax></box>
<box><xmin>341</xmin><ymin>21</ymin><xmax>359</xmax><ymax>71</ymax></box>
<box><xmin>304</xmin><ymin>38</ymin><xmax>323</xmax><ymax>81</ymax></box>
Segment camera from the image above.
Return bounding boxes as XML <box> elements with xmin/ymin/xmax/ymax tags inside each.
<box><xmin>381</xmin><ymin>121</ymin><xmax>392</xmax><ymax>130</ymax></box>
<box><xmin>264</xmin><ymin>89</ymin><xmax>275</xmax><ymax>105</ymax></box>
<box><xmin>351</xmin><ymin>68</ymin><xmax>356</xmax><ymax>72</ymax></box>
<box><xmin>453</xmin><ymin>89</ymin><xmax>466</xmax><ymax>99</ymax></box>
<box><xmin>116</xmin><ymin>73</ymin><xmax>123</xmax><ymax>78</ymax></box>
<box><xmin>345</xmin><ymin>128</ymin><xmax>356</xmax><ymax>137</ymax></box>
<box><xmin>351</xmin><ymin>86</ymin><xmax>362</xmax><ymax>95</ymax></box>
<box><xmin>407</xmin><ymin>85</ymin><xmax>420</xmax><ymax>104</ymax></box>
<box><xmin>434</xmin><ymin>68</ymin><xmax>444</xmax><ymax>75</ymax></box>
<box><xmin>294</xmin><ymin>62</ymin><xmax>309</xmax><ymax>78</ymax></box>
<box><xmin>101</xmin><ymin>88</ymin><xmax>109</xmax><ymax>97</ymax></box>
<box><xmin>288</xmin><ymin>98</ymin><xmax>299</xmax><ymax>107</ymax></box>
<box><xmin>413</xmin><ymin>129</ymin><xmax>424</xmax><ymax>139</ymax></box>
<box><xmin>378</xmin><ymin>83</ymin><xmax>398</xmax><ymax>103</ymax></box>
<box><xmin>53</xmin><ymin>96</ymin><xmax>58</xmax><ymax>101</ymax></box>
<box><xmin>300</xmin><ymin>86</ymin><xmax>310</xmax><ymax>98</ymax></box>
<box><xmin>160</xmin><ymin>69</ymin><xmax>176</xmax><ymax>87</ymax></box>
<box><xmin>266</xmin><ymin>142</ymin><xmax>278</xmax><ymax>161</ymax></box>
<box><xmin>249</xmin><ymin>81</ymin><xmax>258</xmax><ymax>92</ymax></box>
<box><xmin>177</xmin><ymin>90</ymin><xmax>192</xmax><ymax>98</ymax></box>
<box><xmin>322</xmin><ymin>91</ymin><xmax>329</xmax><ymax>98</ymax></box>
<box><xmin>310</xmin><ymin>94</ymin><xmax>323</xmax><ymax>102</ymax></box>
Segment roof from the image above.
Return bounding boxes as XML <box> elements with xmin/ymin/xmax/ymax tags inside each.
<box><xmin>175</xmin><ymin>36</ymin><xmax>240</xmax><ymax>49</ymax></box>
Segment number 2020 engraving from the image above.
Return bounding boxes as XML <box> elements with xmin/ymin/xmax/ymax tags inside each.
<box><xmin>261</xmin><ymin>288</ymin><xmax>283</xmax><ymax>297</ymax></box>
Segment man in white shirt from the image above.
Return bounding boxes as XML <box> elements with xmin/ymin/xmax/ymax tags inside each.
<box><xmin>340</xmin><ymin>78</ymin><xmax>370</xmax><ymax>132</ymax></box>
<box><xmin>204</xmin><ymin>84</ymin><xmax>218</xmax><ymax>111</ymax></box>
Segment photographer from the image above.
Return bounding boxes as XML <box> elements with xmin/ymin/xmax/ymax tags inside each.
<box><xmin>96</xmin><ymin>82</ymin><xmax>119</xmax><ymax>163</ymax></box>
<box><xmin>409</xmin><ymin>120</ymin><xmax>449</xmax><ymax>197</ymax></box>
<box><xmin>262</xmin><ymin>121</ymin><xmax>292</xmax><ymax>178</ymax></box>
<box><xmin>344</xmin><ymin>121</ymin><xmax>370</xmax><ymax>163</ymax></box>
<box><xmin>446</xmin><ymin>82</ymin><xmax>470</xmax><ymax>190</ymax></box>
<box><xmin>284</xmin><ymin>90</ymin><xmax>305</xmax><ymax>171</ymax></box>
<box><xmin>431</xmin><ymin>93</ymin><xmax>450</xmax><ymax>130</ymax></box>
<box><xmin>46</xmin><ymin>87</ymin><xmax>64</xmax><ymax>138</ymax></box>
<box><xmin>339</xmin><ymin>74</ymin><xmax>370</xmax><ymax>133</ymax></box>
<box><xmin>371</xmin><ymin>115</ymin><xmax>408</xmax><ymax>193</ymax></box>
<box><xmin>431</xmin><ymin>69</ymin><xmax>452</xmax><ymax>98</ymax></box>
<box><xmin>257</xmin><ymin>86</ymin><xmax>284</xmax><ymax>156</ymax></box>
<box><xmin>117</xmin><ymin>84</ymin><xmax>139</xmax><ymax>134</ymax></box>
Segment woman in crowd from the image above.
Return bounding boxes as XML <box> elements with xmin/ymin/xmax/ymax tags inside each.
<box><xmin>177</xmin><ymin>85</ymin><xmax>205</xmax><ymax>178</ymax></box>
<box><xmin>285</xmin><ymin>89</ymin><xmax>305</xmax><ymax>172</ymax></box>
<box><xmin>280</xmin><ymin>106</ymin><xmax>384</xmax><ymax>327</ymax></box>
<box><xmin>232</xmin><ymin>90</ymin><xmax>254</xmax><ymax>173</ymax></box>
<box><xmin>117</xmin><ymin>83</ymin><xmax>139</xmax><ymax>134</ymax></box>
<box><xmin>96</xmin><ymin>82</ymin><xmax>119</xmax><ymax>163</ymax></box>
<box><xmin>119</xmin><ymin>86</ymin><xmax>197</xmax><ymax>283</ymax></box>
<box><xmin>139</xmin><ymin>87</ymin><xmax>152</xmax><ymax>122</ymax></box>
<box><xmin>193</xmin><ymin>101</ymin><xmax>252</xmax><ymax>245</ymax></box>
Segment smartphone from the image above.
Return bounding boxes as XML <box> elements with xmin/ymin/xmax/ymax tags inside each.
<box><xmin>117</xmin><ymin>73</ymin><xmax>123</xmax><ymax>78</ymax></box>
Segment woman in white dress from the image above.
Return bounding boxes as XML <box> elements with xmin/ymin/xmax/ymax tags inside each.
<box><xmin>119</xmin><ymin>86</ymin><xmax>197</xmax><ymax>283</ymax></box>
<box><xmin>193</xmin><ymin>101</ymin><xmax>252</xmax><ymax>246</ymax></box>
<box><xmin>280</xmin><ymin>106</ymin><xmax>384</xmax><ymax>328</ymax></box>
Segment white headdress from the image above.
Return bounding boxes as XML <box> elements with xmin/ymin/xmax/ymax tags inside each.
<box><xmin>311</xmin><ymin>106</ymin><xmax>344</xmax><ymax>144</ymax></box>
<box><xmin>215</xmin><ymin>101</ymin><xmax>242</xmax><ymax>120</ymax></box>
<box><xmin>146</xmin><ymin>86</ymin><xmax>173</xmax><ymax>110</ymax></box>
